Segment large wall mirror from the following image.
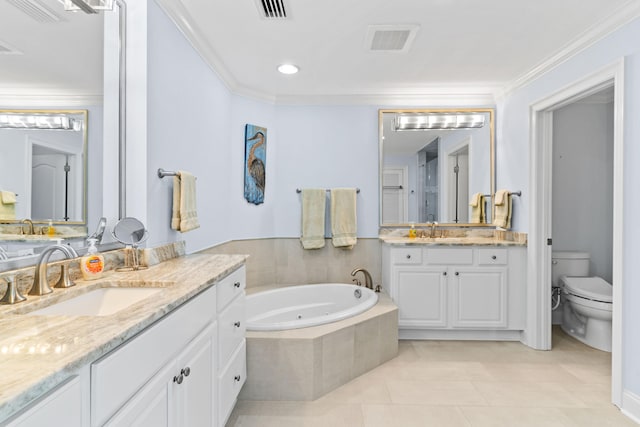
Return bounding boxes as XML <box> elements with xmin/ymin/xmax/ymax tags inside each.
<box><xmin>0</xmin><ymin>0</ymin><xmax>125</xmax><ymax>269</ymax></box>
<box><xmin>379</xmin><ymin>108</ymin><xmax>495</xmax><ymax>226</ymax></box>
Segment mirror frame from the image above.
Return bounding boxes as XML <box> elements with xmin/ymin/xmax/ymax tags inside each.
<box><xmin>0</xmin><ymin>108</ymin><xmax>88</xmax><ymax>227</ymax></box>
<box><xmin>378</xmin><ymin>107</ymin><xmax>495</xmax><ymax>227</ymax></box>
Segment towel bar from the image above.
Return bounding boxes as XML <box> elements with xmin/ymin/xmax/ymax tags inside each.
<box><xmin>157</xmin><ymin>168</ymin><xmax>178</xmax><ymax>178</ymax></box>
<box><xmin>296</xmin><ymin>188</ymin><xmax>360</xmax><ymax>193</ymax></box>
<box><xmin>484</xmin><ymin>191</ymin><xmax>522</xmax><ymax>198</ymax></box>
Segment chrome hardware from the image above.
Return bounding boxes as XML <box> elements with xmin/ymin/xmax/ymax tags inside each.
<box><xmin>352</xmin><ymin>278</ymin><xmax>361</xmax><ymax>286</ymax></box>
<box><xmin>406</xmin><ymin>254</ymin><xmax>411</xmax><ymax>259</ymax></box>
<box><xmin>29</xmin><ymin>244</ymin><xmax>79</xmax><ymax>296</ymax></box>
<box><xmin>455</xmin><ymin>272</ymin><xmax>459</xmax><ymax>276</ymax></box>
<box><xmin>234</xmin><ymin>375</ymin><xmax>241</xmax><ymax>382</ymax></box>
<box><xmin>375</xmin><ymin>285</ymin><xmax>381</xmax><ymax>293</ymax></box>
<box><xmin>354</xmin><ymin>288</ymin><xmax>362</xmax><ymax>298</ymax></box>
<box><xmin>443</xmin><ymin>272</ymin><xmax>447</xmax><ymax>276</ymax></box>
<box><xmin>0</xmin><ymin>276</ymin><xmax>26</xmax><ymax>305</ymax></box>
<box><xmin>234</xmin><ymin>321</ymin><xmax>241</xmax><ymax>328</ymax></box>
<box><xmin>350</xmin><ymin>268</ymin><xmax>373</xmax><ymax>290</ymax></box>
<box><xmin>492</xmin><ymin>255</ymin><xmax>497</xmax><ymax>260</ymax></box>
<box><xmin>429</xmin><ymin>221</ymin><xmax>439</xmax><ymax>238</ymax></box>
<box><xmin>173</xmin><ymin>374</ymin><xmax>183</xmax><ymax>384</ymax></box>
<box><xmin>181</xmin><ymin>367</ymin><xmax>191</xmax><ymax>377</ymax></box>
<box><xmin>234</xmin><ymin>281</ymin><xmax>241</xmax><ymax>288</ymax></box>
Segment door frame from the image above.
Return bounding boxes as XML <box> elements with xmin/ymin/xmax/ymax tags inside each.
<box><xmin>528</xmin><ymin>59</ymin><xmax>624</xmax><ymax>405</ymax></box>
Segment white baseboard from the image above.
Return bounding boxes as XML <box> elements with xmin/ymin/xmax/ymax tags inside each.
<box><xmin>621</xmin><ymin>390</ymin><xmax>640</xmax><ymax>424</ymax></box>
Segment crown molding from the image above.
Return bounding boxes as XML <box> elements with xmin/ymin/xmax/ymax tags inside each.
<box><xmin>497</xmin><ymin>1</ymin><xmax>640</xmax><ymax>99</ymax></box>
<box><xmin>273</xmin><ymin>91</ymin><xmax>497</xmax><ymax>106</ymax></box>
<box><xmin>0</xmin><ymin>93</ymin><xmax>103</xmax><ymax>107</ymax></box>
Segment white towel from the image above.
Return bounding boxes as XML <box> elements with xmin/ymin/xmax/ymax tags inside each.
<box><xmin>331</xmin><ymin>188</ymin><xmax>357</xmax><ymax>248</ymax></box>
<box><xmin>300</xmin><ymin>189</ymin><xmax>326</xmax><ymax>249</ymax></box>
<box><xmin>171</xmin><ymin>171</ymin><xmax>200</xmax><ymax>232</ymax></box>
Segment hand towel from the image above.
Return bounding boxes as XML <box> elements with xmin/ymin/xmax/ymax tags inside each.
<box><xmin>331</xmin><ymin>188</ymin><xmax>357</xmax><ymax>248</ymax></box>
<box><xmin>300</xmin><ymin>189</ymin><xmax>326</xmax><ymax>249</ymax></box>
<box><xmin>171</xmin><ymin>171</ymin><xmax>200</xmax><ymax>233</ymax></box>
<box><xmin>470</xmin><ymin>193</ymin><xmax>485</xmax><ymax>223</ymax></box>
<box><xmin>493</xmin><ymin>190</ymin><xmax>512</xmax><ymax>229</ymax></box>
<box><xmin>0</xmin><ymin>191</ymin><xmax>16</xmax><ymax>220</ymax></box>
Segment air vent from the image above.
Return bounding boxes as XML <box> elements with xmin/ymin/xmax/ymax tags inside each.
<box><xmin>254</xmin><ymin>0</ymin><xmax>288</xmax><ymax>19</ymax></box>
<box><xmin>365</xmin><ymin>25</ymin><xmax>420</xmax><ymax>53</ymax></box>
<box><xmin>0</xmin><ymin>40</ymin><xmax>23</xmax><ymax>55</ymax></box>
<box><xmin>6</xmin><ymin>0</ymin><xmax>64</xmax><ymax>23</ymax></box>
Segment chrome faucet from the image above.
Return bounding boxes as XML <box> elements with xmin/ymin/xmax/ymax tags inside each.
<box><xmin>29</xmin><ymin>244</ymin><xmax>79</xmax><ymax>296</ymax></box>
<box><xmin>430</xmin><ymin>221</ymin><xmax>439</xmax><ymax>238</ymax></box>
<box><xmin>21</xmin><ymin>219</ymin><xmax>34</xmax><ymax>235</ymax></box>
<box><xmin>350</xmin><ymin>268</ymin><xmax>373</xmax><ymax>290</ymax></box>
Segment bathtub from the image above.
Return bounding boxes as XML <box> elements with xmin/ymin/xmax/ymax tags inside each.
<box><xmin>246</xmin><ymin>283</ymin><xmax>379</xmax><ymax>331</ymax></box>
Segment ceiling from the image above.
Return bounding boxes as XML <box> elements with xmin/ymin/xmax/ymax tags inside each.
<box><xmin>0</xmin><ymin>0</ymin><xmax>637</xmax><ymax>104</ymax></box>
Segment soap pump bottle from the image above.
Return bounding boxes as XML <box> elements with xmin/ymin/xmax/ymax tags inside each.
<box><xmin>409</xmin><ymin>223</ymin><xmax>416</xmax><ymax>239</ymax></box>
<box><xmin>81</xmin><ymin>238</ymin><xmax>104</xmax><ymax>280</ymax></box>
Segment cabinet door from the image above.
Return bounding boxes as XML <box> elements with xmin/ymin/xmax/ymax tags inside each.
<box><xmin>395</xmin><ymin>268</ymin><xmax>448</xmax><ymax>328</ymax></box>
<box><xmin>450</xmin><ymin>268</ymin><xmax>507</xmax><ymax>328</ymax></box>
<box><xmin>104</xmin><ymin>363</ymin><xmax>174</xmax><ymax>427</ymax></box>
<box><xmin>176</xmin><ymin>324</ymin><xmax>215</xmax><ymax>427</ymax></box>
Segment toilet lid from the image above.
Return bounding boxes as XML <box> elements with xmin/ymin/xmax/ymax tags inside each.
<box><xmin>562</xmin><ymin>277</ymin><xmax>612</xmax><ymax>303</ymax></box>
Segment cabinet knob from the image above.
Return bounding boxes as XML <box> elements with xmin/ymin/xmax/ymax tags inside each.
<box><xmin>455</xmin><ymin>272</ymin><xmax>459</xmax><ymax>276</ymax></box>
<box><xmin>234</xmin><ymin>321</ymin><xmax>241</xmax><ymax>328</ymax></box>
<box><xmin>234</xmin><ymin>281</ymin><xmax>241</xmax><ymax>288</ymax></box>
<box><xmin>173</xmin><ymin>374</ymin><xmax>184</xmax><ymax>385</ymax></box>
<box><xmin>181</xmin><ymin>367</ymin><xmax>191</xmax><ymax>377</ymax></box>
<box><xmin>492</xmin><ymin>255</ymin><xmax>497</xmax><ymax>260</ymax></box>
<box><xmin>234</xmin><ymin>375</ymin><xmax>242</xmax><ymax>382</ymax></box>
<box><xmin>406</xmin><ymin>254</ymin><xmax>411</xmax><ymax>259</ymax></box>
<box><xmin>443</xmin><ymin>271</ymin><xmax>447</xmax><ymax>276</ymax></box>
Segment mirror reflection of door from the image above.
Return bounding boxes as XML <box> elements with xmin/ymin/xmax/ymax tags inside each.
<box><xmin>417</xmin><ymin>138</ymin><xmax>439</xmax><ymax>222</ymax></box>
<box><xmin>447</xmin><ymin>147</ymin><xmax>469</xmax><ymax>223</ymax></box>
<box><xmin>382</xmin><ymin>167</ymin><xmax>408</xmax><ymax>223</ymax></box>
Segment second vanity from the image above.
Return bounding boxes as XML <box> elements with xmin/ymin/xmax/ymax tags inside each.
<box><xmin>0</xmin><ymin>253</ymin><xmax>247</xmax><ymax>427</ymax></box>
<box><xmin>381</xmin><ymin>233</ymin><xmax>527</xmax><ymax>340</ymax></box>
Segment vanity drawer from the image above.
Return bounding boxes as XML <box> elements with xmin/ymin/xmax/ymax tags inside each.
<box><xmin>391</xmin><ymin>248</ymin><xmax>423</xmax><ymax>265</ymax></box>
<box><xmin>425</xmin><ymin>248</ymin><xmax>473</xmax><ymax>265</ymax></box>
<box><xmin>478</xmin><ymin>249</ymin><xmax>508</xmax><ymax>265</ymax></box>
<box><xmin>219</xmin><ymin>340</ymin><xmax>246</xmax><ymax>427</ymax></box>
<box><xmin>217</xmin><ymin>266</ymin><xmax>246</xmax><ymax>311</ymax></box>
<box><xmin>218</xmin><ymin>292</ymin><xmax>246</xmax><ymax>370</ymax></box>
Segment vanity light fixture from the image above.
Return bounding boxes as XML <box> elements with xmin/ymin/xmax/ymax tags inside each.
<box><xmin>277</xmin><ymin>63</ymin><xmax>299</xmax><ymax>75</ymax></box>
<box><xmin>0</xmin><ymin>113</ymin><xmax>83</xmax><ymax>131</ymax></box>
<box><xmin>62</xmin><ymin>0</ymin><xmax>113</xmax><ymax>14</ymax></box>
<box><xmin>395</xmin><ymin>113</ymin><xmax>485</xmax><ymax>130</ymax></box>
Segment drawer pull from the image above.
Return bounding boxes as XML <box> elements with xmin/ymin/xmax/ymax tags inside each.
<box><xmin>406</xmin><ymin>254</ymin><xmax>411</xmax><ymax>259</ymax></box>
<box><xmin>234</xmin><ymin>281</ymin><xmax>241</xmax><ymax>288</ymax></box>
<box><xmin>492</xmin><ymin>255</ymin><xmax>497</xmax><ymax>260</ymax></box>
<box><xmin>173</xmin><ymin>374</ymin><xmax>183</xmax><ymax>385</ymax></box>
<box><xmin>442</xmin><ymin>271</ymin><xmax>447</xmax><ymax>276</ymax></box>
<box><xmin>181</xmin><ymin>367</ymin><xmax>191</xmax><ymax>377</ymax></box>
<box><xmin>234</xmin><ymin>375</ymin><xmax>241</xmax><ymax>382</ymax></box>
<box><xmin>234</xmin><ymin>321</ymin><xmax>241</xmax><ymax>328</ymax></box>
<box><xmin>455</xmin><ymin>272</ymin><xmax>459</xmax><ymax>276</ymax></box>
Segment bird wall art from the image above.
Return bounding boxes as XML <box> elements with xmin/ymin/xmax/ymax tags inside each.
<box><xmin>244</xmin><ymin>124</ymin><xmax>267</xmax><ymax>205</ymax></box>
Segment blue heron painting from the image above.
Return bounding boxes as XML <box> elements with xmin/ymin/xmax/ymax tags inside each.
<box><xmin>244</xmin><ymin>124</ymin><xmax>266</xmax><ymax>205</ymax></box>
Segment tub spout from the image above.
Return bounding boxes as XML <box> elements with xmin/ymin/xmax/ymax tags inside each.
<box><xmin>350</xmin><ymin>268</ymin><xmax>373</xmax><ymax>290</ymax></box>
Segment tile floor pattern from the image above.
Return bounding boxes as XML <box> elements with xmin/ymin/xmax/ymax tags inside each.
<box><xmin>227</xmin><ymin>327</ymin><xmax>636</xmax><ymax>426</ymax></box>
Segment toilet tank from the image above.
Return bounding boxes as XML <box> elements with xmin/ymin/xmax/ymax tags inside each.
<box><xmin>552</xmin><ymin>251</ymin><xmax>590</xmax><ymax>286</ymax></box>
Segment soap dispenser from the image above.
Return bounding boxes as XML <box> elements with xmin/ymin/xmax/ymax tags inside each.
<box><xmin>81</xmin><ymin>238</ymin><xmax>105</xmax><ymax>280</ymax></box>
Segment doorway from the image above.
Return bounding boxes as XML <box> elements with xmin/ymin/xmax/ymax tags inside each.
<box><xmin>529</xmin><ymin>60</ymin><xmax>624</xmax><ymax>406</ymax></box>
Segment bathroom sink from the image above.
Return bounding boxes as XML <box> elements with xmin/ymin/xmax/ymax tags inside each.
<box><xmin>28</xmin><ymin>287</ymin><xmax>162</xmax><ymax>316</ymax></box>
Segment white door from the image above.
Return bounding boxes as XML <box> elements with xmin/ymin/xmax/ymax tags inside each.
<box><xmin>31</xmin><ymin>153</ymin><xmax>66</xmax><ymax>220</ymax></box>
<box><xmin>395</xmin><ymin>268</ymin><xmax>448</xmax><ymax>328</ymax></box>
<box><xmin>447</xmin><ymin>150</ymin><xmax>469</xmax><ymax>223</ymax></box>
<box><xmin>382</xmin><ymin>167</ymin><xmax>408</xmax><ymax>224</ymax></box>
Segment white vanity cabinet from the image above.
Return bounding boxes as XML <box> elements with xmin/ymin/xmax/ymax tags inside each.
<box><xmin>383</xmin><ymin>245</ymin><xmax>526</xmax><ymax>340</ymax></box>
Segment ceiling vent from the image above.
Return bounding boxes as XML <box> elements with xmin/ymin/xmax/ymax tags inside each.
<box><xmin>0</xmin><ymin>40</ymin><xmax>23</xmax><ymax>55</ymax></box>
<box><xmin>6</xmin><ymin>0</ymin><xmax>64</xmax><ymax>23</ymax></box>
<box><xmin>365</xmin><ymin>24</ymin><xmax>420</xmax><ymax>53</ymax></box>
<box><xmin>254</xmin><ymin>0</ymin><xmax>288</xmax><ymax>19</ymax></box>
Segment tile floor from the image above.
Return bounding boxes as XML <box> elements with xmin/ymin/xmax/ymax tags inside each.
<box><xmin>227</xmin><ymin>327</ymin><xmax>636</xmax><ymax>426</ymax></box>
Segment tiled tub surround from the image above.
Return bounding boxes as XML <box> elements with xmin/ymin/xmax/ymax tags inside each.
<box><xmin>241</xmin><ymin>286</ymin><xmax>398</xmax><ymax>401</ymax></box>
<box><xmin>0</xmin><ymin>252</ymin><xmax>246</xmax><ymax>423</ymax></box>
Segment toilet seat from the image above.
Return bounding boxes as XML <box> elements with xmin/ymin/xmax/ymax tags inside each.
<box><xmin>562</xmin><ymin>277</ymin><xmax>612</xmax><ymax>303</ymax></box>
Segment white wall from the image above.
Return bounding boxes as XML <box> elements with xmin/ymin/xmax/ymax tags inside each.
<box><xmin>498</xmin><ymin>16</ymin><xmax>640</xmax><ymax>398</ymax></box>
<box><xmin>552</xmin><ymin>100</ymin><xmax>614</xmax><ymax>282</ymax></box>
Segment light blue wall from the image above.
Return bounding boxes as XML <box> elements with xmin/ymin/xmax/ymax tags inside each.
<box><xmin>498</xmin><ymin>17</ymin><xmax>640</xmax><ymax>395</ymax></box>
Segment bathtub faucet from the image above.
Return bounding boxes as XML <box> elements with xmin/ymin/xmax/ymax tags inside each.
<box><xmin>350</xmin><ymin>268</ymin><xmax>373</xmax><ymax>290</ymax></box>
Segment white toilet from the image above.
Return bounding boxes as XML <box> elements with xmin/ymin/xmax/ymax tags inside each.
<box><xmin>552</xmin><ymin>251</ymin><xmax>613</xmax><ymax>352</ymax></box>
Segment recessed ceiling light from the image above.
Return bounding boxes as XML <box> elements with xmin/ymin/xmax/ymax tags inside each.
<box><xmin>277</xmin><ymin>64</ymin><xmax>299</xmax><ymax>75</ymax></box>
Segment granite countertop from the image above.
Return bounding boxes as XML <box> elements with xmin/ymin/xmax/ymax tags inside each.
<box><xmin>0</xmin><ymin>253</ymin><xmax>247</xmax><ymax>422</ymax></box>
<box><xmin>379</xmin><ymin>235</ymin><xmax>527</xmax><ymax>246</ymax></box>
